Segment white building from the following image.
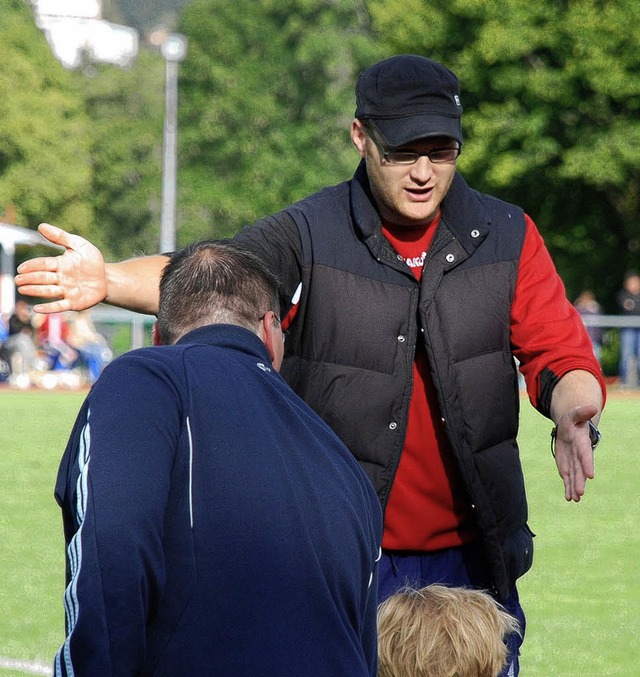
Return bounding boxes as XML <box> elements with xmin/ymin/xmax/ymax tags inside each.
<box><xmin>30</xmin><ymin>0</ymin><xmax>139</xmax><ymax>70</ymax></box>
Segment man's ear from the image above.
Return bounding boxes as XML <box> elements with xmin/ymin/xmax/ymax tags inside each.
<box><xmin>350</xmin><ymin>119</ymin><xmax>368</xmax><ymax>158</ymax></box>
<box><xmin>260</xmin><ymin>311</ymin><xmax>284</xmax><ymax>371</ymax></box>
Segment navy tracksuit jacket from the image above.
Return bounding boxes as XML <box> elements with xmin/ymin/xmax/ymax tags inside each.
<box><xmin>54</xmin><ymin>324</ymin><xmax>382</xmax><ymax>676</ymax></box>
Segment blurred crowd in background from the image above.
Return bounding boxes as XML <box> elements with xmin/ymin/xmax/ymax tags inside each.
<box><xmin>573</xmin><ymin>270</ymin><xmax>640</xmax><ymax>389</ymax></box>
<box><xmin>2</xmin><ymin>269</ymin><xmax>640</xmax><ymax>392</ymax></box>
<box><xmin>0</xmin><ymin>301</ymin><xmax>112</xmax><ymax>389</ymax></box>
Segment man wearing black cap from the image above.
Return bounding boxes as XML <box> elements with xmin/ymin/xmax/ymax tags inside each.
<box><xmin>17</xmin><ymin>54</ymin><xmax>605</xmax><ymax>676</ymax></box>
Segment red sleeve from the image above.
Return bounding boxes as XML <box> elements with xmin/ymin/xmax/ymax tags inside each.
<box><xmin>511</xmin><ymin>215</ymin><xmax>606</xmax><ymax>414</ymax></box>
<box><xmin>36</xmin><ymin>315</ymin><xmax>50</xmax><ymax>345</ymax></box>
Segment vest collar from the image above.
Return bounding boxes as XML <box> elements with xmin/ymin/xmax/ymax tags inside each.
<box><xmin>350</xmin><ymin>161</ymin><xmax>383</xmax><ymax>254</ymax></box>
<box><xmin>440</xmin><ymin>173</ymin><xmax>490</xmax><ymax>254</ymax></box>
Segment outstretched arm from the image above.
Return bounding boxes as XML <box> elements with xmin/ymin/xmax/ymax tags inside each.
<box><xmin>549</xmin><ymin>369</ymin><xmax>603</xmax><ymax>503</ymax></box>
<box><xmin>15</xmin><ymin>223</ymin><xmax>167</xmax><ymax>315</ymax></box>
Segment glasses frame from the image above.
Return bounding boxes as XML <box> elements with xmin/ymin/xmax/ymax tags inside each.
<box><xmin>364</xmin><ymin>124</ymin><xmax>461</xmax><ymax>166</ymax></box>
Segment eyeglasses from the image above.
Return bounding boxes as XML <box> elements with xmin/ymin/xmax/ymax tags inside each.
<box><xmin>366</xmin><ymin>127</ymin><xmax>461</xmax><ymax>165</ymax></box>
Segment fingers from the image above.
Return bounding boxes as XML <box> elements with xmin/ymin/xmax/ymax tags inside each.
<box><xmin>555</xmin><ymin>403</ymin><xmax>598</xmax><ymax>502</ymax></box>
<box><xmin>564</xmin><ymin>471</ymin><xmax>586</xmax><ymax>503</ymax></box>
<box><xmin>572</xmin><ymin>470</ymin><xmax>587</xmax><ymax>501</ymax></box>
<box><xmin>16</xmin><ymin>257</ymin><xmax>59</xmax><ymax>276</ymax></box>
<box><xmin>33</xmin><ymin>299</ymin><xmax>71</xmax><ymax>314</ymax></box>
<box><xmin>15</xmin><ymin>281</ymin><xmax>69</xmax><ymax>314</ymax></box>
<box><xmin>14</xmin><ymin>272</ymin><xmax>60</xmax><ymax>293</ymax></box>
<box><xmin>562</xmin><ymin>466</ymin><xmax>583</xmax><ymax>502</ymax></box>
<box><xmin>14</xmin><ymin>282</ymin><xmax>65</xmax><ymax>298</ymax></box>
<box><xmin>560</xmin><ymin>444</ymin><xmax>593</xmax><ymax>502</ymax></box>
<box><xmin>37</xmin><ymin>223</ymin><xmax>83</xmax><ymax>250</ymax></box>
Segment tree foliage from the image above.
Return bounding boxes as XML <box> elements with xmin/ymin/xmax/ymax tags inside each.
<box><xmin>0</xmin><ymin>0</ymin><xmax>93</xmax><ymax>236</ymax></box>
<box><xmin>175</xmin><ymin>0</ymin><xmax>381</xmax><ymax>244</ymax></box>
<box><xmin>75</xmin><ymin>50</ymin><xmax>165</xmax><ymax>260</ymax></box>
<box><xmin>366</xmin><ymin>0</ymin><xmax>640</xmax><ymax>306</ymax></box>
<box><xmin>3</xmin><ymin>0</ymin><xmax>640</xmax><ymax>308</ymax></box>
<box><xmin>1</xmin><ymin>2</ymin><xmax>167</xmax><ymax>261</ymax></box>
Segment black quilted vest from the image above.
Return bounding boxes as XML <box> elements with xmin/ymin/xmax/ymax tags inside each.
<box><xmin>241</xmin><ymin>163</ymin><xmax>534</xmax><ymax>599</ymax></box>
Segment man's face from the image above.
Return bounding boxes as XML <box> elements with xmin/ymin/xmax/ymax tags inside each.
<box><xmin>351</xmin><ymin>120</ymin><xmax>458</xmax><ymax>227</ymax></box>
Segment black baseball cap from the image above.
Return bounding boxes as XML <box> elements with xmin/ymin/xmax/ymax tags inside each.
<box><xmin>355</xmin><ymin>54</ymin><xmax>463</xmax><ymax>146</ymax></box>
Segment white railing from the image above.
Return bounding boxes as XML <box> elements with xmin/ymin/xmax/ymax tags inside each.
<box><xmin>86</xmin><ymin>309</ymin><xmax>640</xmax><ymax>355</ymax></box>
<box><xmin>90</xmin><ymin>305</ymin><xmax>156</xmax><ymax>351</ymax></box>
<box><xmin>579</xmin><ymin>314</ymin><xmax>640</xmax><ymax>329</ymax></box>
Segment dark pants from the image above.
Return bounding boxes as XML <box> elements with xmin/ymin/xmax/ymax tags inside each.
<box><xmin>379</xmin><ymin>544</ymin><xmax>525</xmax><ymax>677</ymax></box>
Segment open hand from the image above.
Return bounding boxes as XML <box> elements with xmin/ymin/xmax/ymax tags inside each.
<box><xmin>552</xmin><ymin>403</ymin><xmax>599</xmax><ymax>502</ymax></box>
<box><xmin>15</xmin><ymin>223</ymin><xmax>107</xmax><ymax>313</ymax></box>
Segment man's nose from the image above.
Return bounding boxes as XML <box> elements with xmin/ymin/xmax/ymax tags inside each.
<box><xmin>409</xmin><ymin>156</ymin><xmax>434</xmax><ymax>182</ymax></box>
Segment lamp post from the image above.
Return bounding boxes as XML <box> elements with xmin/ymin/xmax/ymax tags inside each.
<box><xmin>159</xmin><ymin>33</ymin><xmax>187</xmax><ymax>253</ymax></box>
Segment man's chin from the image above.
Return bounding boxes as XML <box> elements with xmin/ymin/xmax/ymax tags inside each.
<box><xmin>394</xmin><ymin>207</ymin><xmax>438</xmax><ymax>228</ymax></box>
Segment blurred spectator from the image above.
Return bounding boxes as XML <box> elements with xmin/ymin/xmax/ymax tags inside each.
<box><xmin>5</xmin><ymin>299</ymin><xmax>38</xmax><ymax>387</ymax></box>
<box><xmin>66</xmin><ymin>310</ymin><xmax>113</xmax><ymax>384</ymax></box>
<box><xmin>0</xmin><ymin>313</ymin><xmax>10</xmax><ymax>382</ymax></box>
<box><xmin>0</xmin><ymin>312</ymin><xmax>8</xmax><ymax>343</ymax></box>
<box><xmin>574</xmin><ymin>290</ymin><xmax>604</xmax><ymax>361</ymax></box>
<box><xmin>35</xmin><ymin>312</ymin><xmax>78</xmax><ymax>372</ymax></box>
<box><xmin>616</xmin><ymin>271</ymin><xmax>640</xmax><ymax>387</ymax></box>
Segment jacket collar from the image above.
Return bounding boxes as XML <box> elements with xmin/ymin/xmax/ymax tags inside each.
<box><xmin>176</xmin><ymin>324</ymin><xmax>272</xmax><ymax>363</ymax></box>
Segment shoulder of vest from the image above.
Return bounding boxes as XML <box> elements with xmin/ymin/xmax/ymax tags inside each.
<box><xmin>442</xmin><ymin>173</ymin><xmax>526</xmax><ymax>250</ymax></box>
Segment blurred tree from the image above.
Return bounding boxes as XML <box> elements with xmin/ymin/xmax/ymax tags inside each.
<box><xmin>0</xmin><ymin>2</ymin><xmax>165</xmax><ymax>262</ymax></box>
<box><xmin>175</xmin><ymin>0</ymin><xmax>381</xmax><ymax>244</ymax></box>
<box><xmin>0</xmin><ymin>0</ymin><xmax>93</xmax><ymax>236</ymax></box>
<box><xmin>77</xmin><ymin>48</ymin><xmax>165</xmax><ymax>260</ymax></box>
<box><xmin>367</xmin><ymin>0</ymin><xmax>640</xmax><ymax>308</ymax></box>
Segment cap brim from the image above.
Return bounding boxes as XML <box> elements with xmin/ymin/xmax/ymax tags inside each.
<box><xmin>370</xmin><ymin>114</ymin><xmax>462</xmax><ymax>147</ymax></box>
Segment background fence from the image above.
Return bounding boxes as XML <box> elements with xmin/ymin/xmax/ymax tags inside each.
<box><xmin>90</xmin><ymin>305</ymin><xmax>156</xmax><ymax>354</ymax></box>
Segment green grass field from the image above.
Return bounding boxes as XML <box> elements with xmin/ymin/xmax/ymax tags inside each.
<box><xmin>0</xmin><ymin>388</ymin><xmax>637</xmax><ymax>676</ymax></box>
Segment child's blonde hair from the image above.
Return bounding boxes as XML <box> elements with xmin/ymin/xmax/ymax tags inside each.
<box><xmin>377</xmin><ymin>585</ymin><xmax>521</xmax><ymax>677</ymax></box>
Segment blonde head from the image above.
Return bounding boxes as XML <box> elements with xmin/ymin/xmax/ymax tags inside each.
<box><xmin>377</xmin><ymin>585</ymin><xmax>521</xmax><ymax>677</ymax></box>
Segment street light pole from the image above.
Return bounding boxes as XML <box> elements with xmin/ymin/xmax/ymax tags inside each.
<box><xmin>159</xmin><ymin>33</ymin><xmax>187</xmax><ymax>253</ymax></box>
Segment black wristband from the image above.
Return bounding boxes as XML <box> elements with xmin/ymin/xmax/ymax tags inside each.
<box><xmin>588</xmin><ymin>420</ymin><xmax>602</xmax><ymax>449</ymax></box>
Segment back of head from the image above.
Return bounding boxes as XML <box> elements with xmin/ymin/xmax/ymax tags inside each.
<box><xmin>157</xmin><ymin>240</ymin><xmax>280</xmax><ymax>345</ymax></box>
<box><xmin>355</xmin><ymin>54</ymin><xmax>463</xmax><ymax>147</ymax></box>
<box><xmin>377</xmin><ymin>585</ymin><xmax>520</xmax><ymax>677</ymax></box>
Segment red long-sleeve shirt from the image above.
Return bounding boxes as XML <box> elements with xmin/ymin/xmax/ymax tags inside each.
<box><xmin>382</xmin><ymin>214</ymin><xmax>606</xmax><ymax>551</ymax></box>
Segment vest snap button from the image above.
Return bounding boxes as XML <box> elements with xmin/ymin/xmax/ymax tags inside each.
<box><xmin>388</xmin><ymin>422</ymin><xmax>397</xmax><ymax>430</ymax></box>
<box><xmin>396</xmin><ymin>254</ymin><xmax>404</xmax><ymax>262</ymax></box>
<box><xmin>445</xmin><ymin>253</ymin><xmax>455</xmax><ymax>263</ymax></box>
<box><xmin>397</xmin><ymin>335</ymin><xmax>406</xmax><ymax>343</ymax></box>
<box><xmin>471</xmin><ymin>229</ymin><xmax>480</xmax><ymax>238</ymax></box>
